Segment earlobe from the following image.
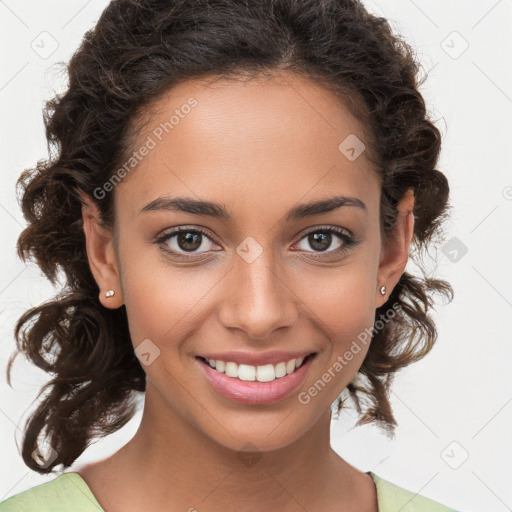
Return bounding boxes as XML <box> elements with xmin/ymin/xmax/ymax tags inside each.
<box><xmin>376</xmin><ymin>189</ymin><xmax>415</xmax><ymax>306</ymax></box>
<box><xmin>79</xmin><ymin>192</ymin><xmax>124</xmax><ymax>309</ymax></box>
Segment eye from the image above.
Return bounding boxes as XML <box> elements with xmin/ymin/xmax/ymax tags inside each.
<box><xmin>154</xmin><ymin>225</ymin><xmax>358</xmax><ymax>261</ymax></box>
<box><xmin>293</xmin><ymin>226</ymin><xmax>357</xmax><ymax>257</ymax></box>
<box><xmin>155</xmin><ymin>227</ymin><xmax>220</xmax><ymax>260</ymax></box>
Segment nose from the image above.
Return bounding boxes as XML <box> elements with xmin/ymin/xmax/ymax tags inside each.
<box><xmin>217</xmin><ymin>251</ymin><xmax>299</xmax><ymax>340</ymax></box>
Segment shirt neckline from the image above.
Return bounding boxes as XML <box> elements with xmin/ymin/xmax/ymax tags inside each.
<box><xmin>64</xmin><ymin>470</ymin><xmax>384</xmax><ymax>510</ymax></box>
<box><xmin>62</xmin><ymin>472</ymin><xmax>105</xmax><ymax>511</ymax></box>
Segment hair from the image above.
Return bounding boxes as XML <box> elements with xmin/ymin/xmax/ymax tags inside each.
<box><xmin>7</xmin><ymin>0</ymin><xmax>454</xmax><ymax>474</ymax></box>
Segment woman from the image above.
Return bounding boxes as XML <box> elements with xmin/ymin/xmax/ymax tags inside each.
<box><xmin>1</xmin><ymin>0</ymin><xmax>459</xmax><ymax>510</ymax></box>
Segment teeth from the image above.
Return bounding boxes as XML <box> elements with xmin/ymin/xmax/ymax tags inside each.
<box><xmin>238</xmin><ymin>364</ymin><xmax>256</xmax><ymax>381</ymax></box>
<box><xmin>275</xmin><ymin>362</ymin><xmax>287</xmax><ymax>378</ymax></box>
<box><xmin>256</xmin><ymin>364</ymin><xmax>275</xmax><ymax>382</ymax></box>
<box><xmin>205</xmin><ymin>356</ymin><xmax>308</xmax><ymax>382</ymax></box>
<box><xmin>225</xmin><ymin>361</ymin><xmax>237</xmax><ymax>378</ymax></box>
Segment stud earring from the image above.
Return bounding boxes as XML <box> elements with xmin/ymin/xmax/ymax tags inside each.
<box><xmin>105</xmin><ymin>289</ymin><xmax>115</xmax><ymax>298</ymax></box>
<box><xmin>379</xmin><ymin>285</ymin><xmax>386</xmax><ymax>296</ymax></box>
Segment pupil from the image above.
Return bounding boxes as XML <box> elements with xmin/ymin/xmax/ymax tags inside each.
<box><xmin>178</xmin><ymin>232</ymin><xmax>201</xmax><ymax>251</ymax></box>
<box><xmin>310</xmin><ymin>232</ymin><xmax>330</xmax><ymax>251</ymax></box>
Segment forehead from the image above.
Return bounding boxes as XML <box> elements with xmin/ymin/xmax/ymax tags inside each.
<box><xmin>114</xmin><ymin>72</ymin><xmax>381</xmax><ymax>221</ymax></box>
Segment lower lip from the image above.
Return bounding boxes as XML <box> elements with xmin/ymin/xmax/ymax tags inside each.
<box><xmin>196</xmin><ymin>355</ymin><xmax>315</xmax><ymax>405</ymax></box>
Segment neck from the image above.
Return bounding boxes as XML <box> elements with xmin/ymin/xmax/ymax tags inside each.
<box><xmin>83</xmin><ymin>381</ymin><xmax>373</xmax><ymax>512</ymax></box>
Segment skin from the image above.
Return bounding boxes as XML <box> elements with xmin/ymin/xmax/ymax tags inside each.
<box><xmin>78</xmin><ymin>71</ymin><xmax>414</xmax><ymax>512</ymax></box>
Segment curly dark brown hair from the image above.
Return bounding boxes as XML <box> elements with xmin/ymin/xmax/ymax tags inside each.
<box><xmin>6</xmin><ymin>0</ymin><xmax>454</xmax><ymax>474</ymax></box>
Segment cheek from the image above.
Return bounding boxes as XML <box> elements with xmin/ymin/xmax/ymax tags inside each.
<box><xmin>296</xmin><ymin>260</ymin><xmax>377</xmax><ymax>397</ymax></box>
<box><xmin>317</xmin><ymin>281</ymin><xmax>374</xmax><ymax>369</ymax></box>
<box><xmin>297</xmin><ymin>257</ymin><xmax>377</xmax><ymax>337</ymax></box>
<box><xmin>119</xmin><ymin>245</ymin><xmax>221</xmax><ymax>350</ymax></box>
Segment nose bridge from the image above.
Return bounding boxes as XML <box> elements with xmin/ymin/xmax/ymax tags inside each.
<box><xmin>218</xmin><ymin>237</ymin><xmax>298</xmax><ymax>339</ymax></box>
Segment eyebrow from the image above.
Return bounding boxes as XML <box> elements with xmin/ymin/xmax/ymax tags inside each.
<box><xmin>140</xmin><ymin>194</ymin><xmax>367</xmax><ymax>221</ymax></box>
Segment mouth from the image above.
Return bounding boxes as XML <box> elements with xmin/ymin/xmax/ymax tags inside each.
<box><xmin>196</xmin><ymin>353</ymin><xmax>316</xmax><ymax>382</ymax></box>
<box><xmin>195</xmin><ymin>352</ymin><xmax>317</xmax><ymax>405</ymax></box>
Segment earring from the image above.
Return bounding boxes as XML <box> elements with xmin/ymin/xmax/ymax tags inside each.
<box><xmin>379</xmin><ymin>285</ymin><xmax>386</xmax><ymax>295</ymax></box>
<box><xmin>105</xmin><ymin>289</ymin><xmax>115</xmax><ymax>298</ymax></box>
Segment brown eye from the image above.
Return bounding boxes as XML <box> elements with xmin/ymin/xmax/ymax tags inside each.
<box><xmin>305</xmin><ymin>231</ymin><xmax>336</xmax><ymax>252</ymax></box>
<box><xmin>295</xmin><ymin>227</ymin><xmax>355</xmax><ymax>256</ymax></box>
<box><xmin>176</xmin><ymin>231</ymin><xmax>203</xmax><ymax>252</ymax></box>
<box><xmin>155</xmin><ymin>227</ymin><xmax>220</xmax><ymax>259</ymax></box>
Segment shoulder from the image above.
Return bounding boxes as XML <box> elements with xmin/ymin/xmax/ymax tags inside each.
<box><xmin>0</xmin><ymin>472</ymin><xmax>104</xmax><ymax>512</ymax></box>
<box><xmin>369</xmin><ymin>472</ymin><xmax>462</xmax><ymax>512</ymax></box>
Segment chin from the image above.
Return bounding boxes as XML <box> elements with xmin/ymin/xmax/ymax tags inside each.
<box><xmin>196</xmin><ymin>406</ymin><xmax>323</xmax><ymax>455</ymax></box>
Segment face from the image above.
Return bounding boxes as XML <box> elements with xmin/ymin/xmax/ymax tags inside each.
<box><xmin>83</xmin><ymin>71</ymin><xmax>413</xmax><ymax>453</ymax></box>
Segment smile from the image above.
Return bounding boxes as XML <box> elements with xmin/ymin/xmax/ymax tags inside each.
<box><xmin>198</xmin><ymin>355</ymin><xmax>313</xmax><ymax>382</ymax></box>
<box><xmin>195</xmin><ymin>353</ymin><xmax>317</xmax><ymax>405</ymax></box>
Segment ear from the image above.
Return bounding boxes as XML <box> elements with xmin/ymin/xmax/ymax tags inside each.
<box><xmin>79</xmin><ymin>191</ymin><xmax>124</xmax><ymax>309</ymax></box>
<box><xmin>375</xmin><ymin>188</ymin><xmax>415</xmax><ymax>307</ymax></box>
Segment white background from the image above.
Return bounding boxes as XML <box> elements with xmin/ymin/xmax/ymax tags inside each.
<box><xmin>1</xmin><ymin>1</ymin><xmax>511</xmax><ymax>511</ymax></box>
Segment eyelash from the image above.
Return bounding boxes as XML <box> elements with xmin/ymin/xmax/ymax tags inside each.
<box><xmin>154</xmin><ymin>225</ymin><xmax>358</xmax><ymax>261</ymax></box>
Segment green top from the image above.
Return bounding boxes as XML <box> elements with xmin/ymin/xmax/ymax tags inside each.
<box><xmin>0</xmin><ymin>471</ymin><xmax>460</xmax><ymax>511</ymax></box>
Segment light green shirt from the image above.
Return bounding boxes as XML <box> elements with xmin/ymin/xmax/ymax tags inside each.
<box><xmin>0</xmin><ymin>471</ymin><xmax>460</xmax><ymax>511</ymax></box>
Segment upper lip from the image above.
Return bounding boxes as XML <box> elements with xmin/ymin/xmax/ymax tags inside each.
<box><xmin>197</xmin><ymin>350</ymin><xmax>315</xmax><ymax>366</ymax></box>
